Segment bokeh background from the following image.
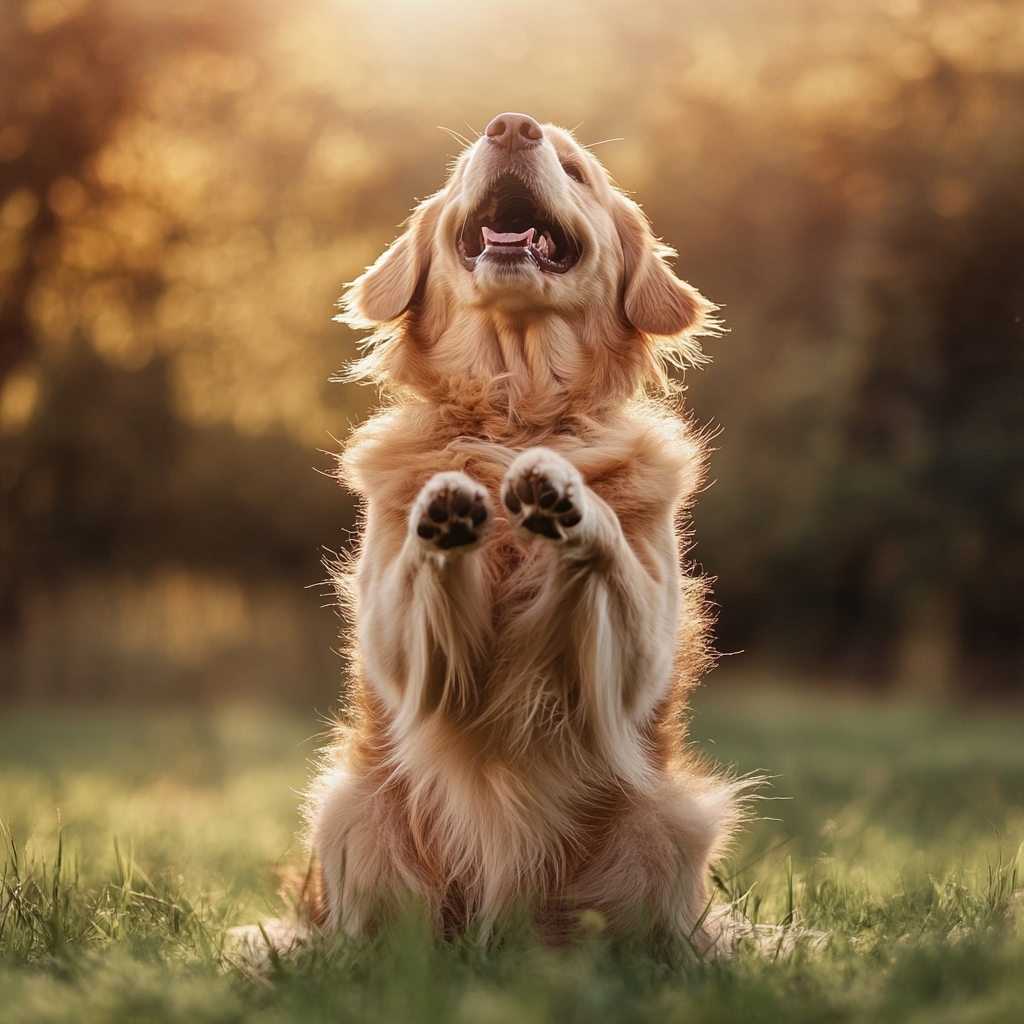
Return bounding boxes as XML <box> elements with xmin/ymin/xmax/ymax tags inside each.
<box><xmin>2</xmin><ymin>0</ymin><xmax>1023</xmax><ymax>706</ymax></box>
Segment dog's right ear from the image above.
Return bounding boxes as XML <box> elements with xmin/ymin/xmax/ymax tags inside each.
<box><xmin>343</xmin><ymin>195</ymin><xmax>442</xmax><ymax>324</ymax></box>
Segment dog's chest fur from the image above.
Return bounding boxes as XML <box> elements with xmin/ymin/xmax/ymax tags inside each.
<box><xmin>346</xmin><ymin>400</ymin><xmax>694</xmax><ymax>524</ymax></box>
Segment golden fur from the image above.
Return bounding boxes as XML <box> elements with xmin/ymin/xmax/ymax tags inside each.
<box><xmin>303</xmin><ymin>114</ymin><xmax>743</xmax><ymax>946</ymax></box>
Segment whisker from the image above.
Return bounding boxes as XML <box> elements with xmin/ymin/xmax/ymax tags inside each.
<box><xmin>584</xmin><ymin>137</ymin><xmax>625</xmax><ymax>149</ymax></box>
<box><xmin>464</xmin><ymin>122</ymin><xmax>482</xmax><ymax>138</ymax></box>
<box><xmin>437</xmin><ymin>125</ymin><xmax>473</xmax><ymax>149</ymax></box>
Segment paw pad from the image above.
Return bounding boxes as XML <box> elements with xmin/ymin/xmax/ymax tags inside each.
<box><xmin>414</xmin><ymin>473</ymin><xmax>490</xmax><ymax>551</ymax></box>
<box><xmin>502</xmin><ymin>454</ymin><xmax>583</xmax><ymax>540</ymax></box>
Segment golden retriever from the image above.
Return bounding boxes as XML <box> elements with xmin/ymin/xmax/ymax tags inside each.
<box><xmin>304</xmin><ymin>112</ymin><xmax>743</xmax><ymax>947</ymax></box>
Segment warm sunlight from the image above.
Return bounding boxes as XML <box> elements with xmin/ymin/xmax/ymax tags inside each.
<box><xmin>2</xmin><ymin>1</ymin><xmax>1023</xmax><ymax>1019</ymax></box>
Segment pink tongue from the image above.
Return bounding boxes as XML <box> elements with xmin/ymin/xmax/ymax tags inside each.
<box><xmin>482</xmin><ymin>227</ymin><xmax>535</xmax><ymax>247</ymax></box>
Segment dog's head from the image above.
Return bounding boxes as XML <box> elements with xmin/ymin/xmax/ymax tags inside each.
<box><xmin>341</xmin><ymin>113</ymin><xmax>716</xmax><ymax>410</ymax></box>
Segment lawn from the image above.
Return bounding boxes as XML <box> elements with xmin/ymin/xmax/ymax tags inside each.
<box><xmin>1</xmin><ymin>685</ymin><xmax>1022</xmax><ymax>1023</ymax></box>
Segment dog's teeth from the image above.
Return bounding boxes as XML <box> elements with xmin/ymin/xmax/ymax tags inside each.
<box><xmin>534</xmin><ymin>231</ymin><xmax>556</xmax><ymax>259</ymax></box>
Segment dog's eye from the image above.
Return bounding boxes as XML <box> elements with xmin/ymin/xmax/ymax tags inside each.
<box><xmin>561</xmin><ymin>162</ymin><xmax>587</xmax><ymax>185</ymax></box>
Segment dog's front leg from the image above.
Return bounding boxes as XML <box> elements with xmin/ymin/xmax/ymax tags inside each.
<box><xmin>358</xmin><ymin>471</ymin><xmax>493</xmax><ymax>726</ymax></box>
<box><xmin>501</xmin><ymin>448</ymin><xmax>680</xmax><ymax>779</ymax></box>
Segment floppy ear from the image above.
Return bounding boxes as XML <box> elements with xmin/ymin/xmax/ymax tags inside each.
<box><xmin>613</xmin><ymin>193</ymin><xmax>708</xmax><ymax>337</ymax></box>
<box><xmin>344</xmin><ymin>195</ymin><xmax>442</xmax><ymax>324</ymax></box>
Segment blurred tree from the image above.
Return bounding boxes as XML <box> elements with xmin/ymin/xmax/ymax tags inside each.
<box><xmin>6</xmin><ymin>343</ymin><xmax>347</xmax><ymax>577</ymax></box>
<box><xmin>2</xmin><ymin>0</ymin><xmax>1023</xmax><ymax>697</ymax></box>
<box><xmin>829</xmin><ymin>62</ymin><xmax>1024</xmax><ymax>692</ymax></box>
<box><xmin>1</xmin><ymin>0</ymin><xmax>143</xmax><ymax>637</ymax></box>
<box><xmin>0</xmin><ymin>0</ymin><xmax>357</xmax><ymax>684</ymax></box>
<box><xmin>1</xmin><ymin>0</ymin><xmax>129</xmax><ymax>378</ymax></box>
<box><xmin>679</xmin><ymin>51</ymin><xmax>1024</xmax><ymax>693</ymax></box>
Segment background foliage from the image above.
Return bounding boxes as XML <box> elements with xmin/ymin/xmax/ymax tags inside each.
<box><xmin>2</xmin><ymin>0</ymin><xmax>1024</xmax><ymax>701</ymax></box>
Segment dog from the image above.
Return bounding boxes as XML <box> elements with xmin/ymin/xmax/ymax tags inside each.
<box><xmin>304</xmin><ymin>112</ymin><xmax>744</xmax><ymax>948</ymax></box>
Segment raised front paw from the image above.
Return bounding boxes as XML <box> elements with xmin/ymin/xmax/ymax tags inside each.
<box><xmin>502</xmin><ymin>449</ymin><xmax>584</xmax><ymax>541</ymax></box>
<box><xmin>411</xmin><ymin>471</ymin><xmax>492</xmax><ymax>552</ymax></box>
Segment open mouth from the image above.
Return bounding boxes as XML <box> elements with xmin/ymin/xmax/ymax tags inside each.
<box><xmin>457</xmin><ymin>174</ymin><xmax>581</xmax><ymax>275</ymax></box>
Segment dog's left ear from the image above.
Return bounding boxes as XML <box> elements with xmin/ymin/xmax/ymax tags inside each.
<box><xmin>343</xmin><ymin>195</ymin><xmax>442</xmax><ymax>324</ymax></box>
<box><xmin>613</xmin><ymin>193</ymin><xmax>709</xmax><ymax>337</ymax></box>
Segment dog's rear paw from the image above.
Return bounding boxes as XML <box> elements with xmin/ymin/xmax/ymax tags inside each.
<box><xmin>502</xmin><ymin>449</ymin><xmax>584</xmax><ymax>541</ymax></box>
<box><xmin>412</xmin><ymin>472</ymin><xmax>491</xmax><ymax>552</ymax></box>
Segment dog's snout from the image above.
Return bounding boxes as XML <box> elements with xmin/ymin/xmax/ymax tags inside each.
<box><xmin>484</xmin><ymin>112</ymin><xmax>544</xmax><ymax>151</ymax></box>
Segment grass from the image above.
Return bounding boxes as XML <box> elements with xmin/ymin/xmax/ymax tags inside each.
<box><xmin>1</xmin><ymin>687</ymin><xmax>1023</xmax><ymax>1023</ymax></box>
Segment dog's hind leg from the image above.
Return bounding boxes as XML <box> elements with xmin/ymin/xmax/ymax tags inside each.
<box><xmin>357</xmin><ymin>471</ymin><xmax>495</xmax><ymax>726</ymax></box>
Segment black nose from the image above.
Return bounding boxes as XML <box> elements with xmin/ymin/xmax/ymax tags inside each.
<box><xmin>484</xmin><ymin>112</ymin><xmax>544</xmax><ymax>152</ymax></box>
